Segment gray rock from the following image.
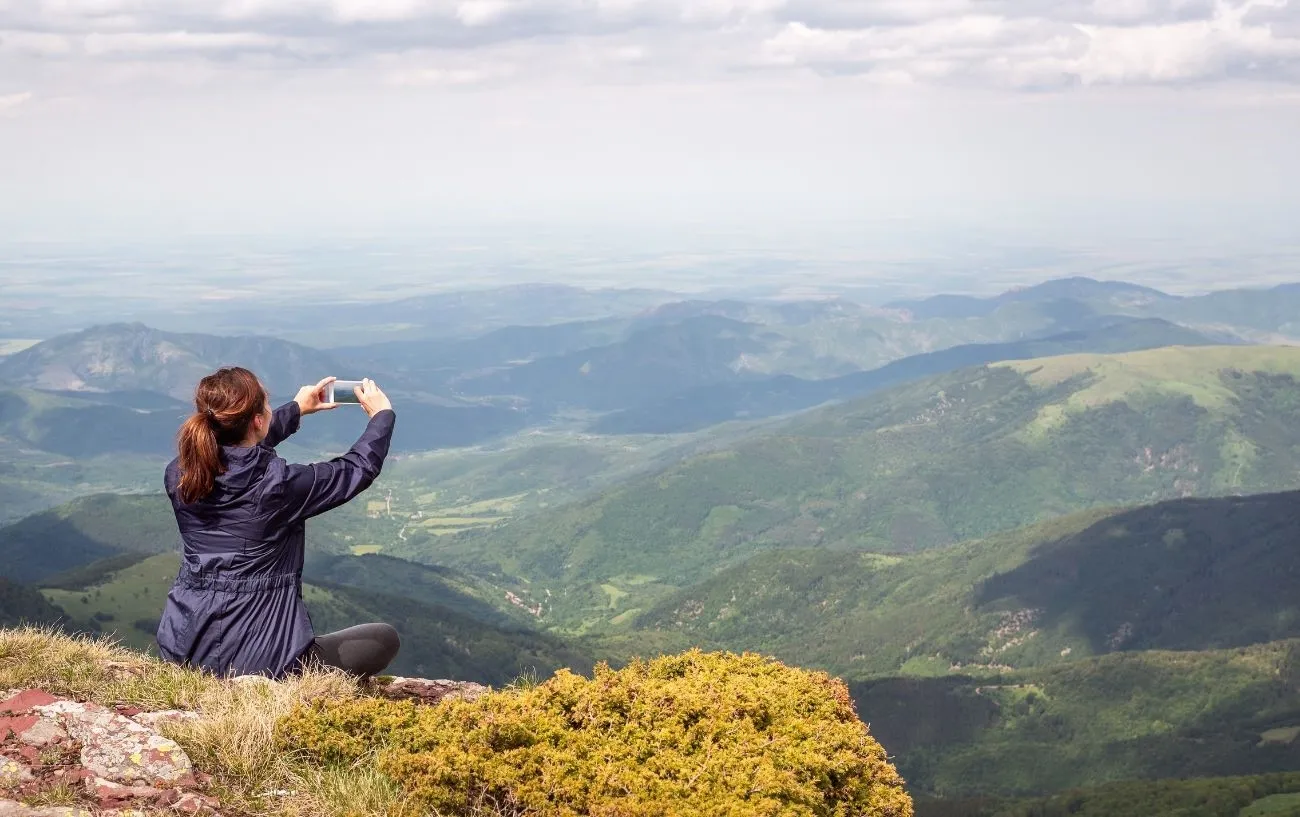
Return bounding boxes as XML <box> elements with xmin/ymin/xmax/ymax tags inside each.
<box><xmin>32</xmin><ymin>701</ymin><xmax>193</xmax><ymax>787</ymax></box>
<box><xmin>14</xmin><ymin>718</ymin><xmax>66</xmax><ymax>748</ymax></box>
<box><xmin>0</xmin><ymin>758</ymin><xmax>32</xmax><ymax>787</ymax></box>
<box><xmin>0</xmin><ymin>800</ymin><xmax>90</xmax><ymax>817</ymax></box>
<box><xmin>130</xmin><ymin>711</ymin><xmax>200</xmax><ymax>731</ymax></box>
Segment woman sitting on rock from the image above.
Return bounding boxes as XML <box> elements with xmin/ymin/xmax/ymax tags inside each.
<box><xmin>157</xmin><ymin>367</ymin><xmax>400</xmax><ymax>680</ymax></box>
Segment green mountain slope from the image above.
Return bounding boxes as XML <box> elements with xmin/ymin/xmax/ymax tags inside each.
<box><xmin>0</xmin><ymin>578</ymin><xmax>66</xmax><ymax>627</ymax></box>
<box><xmin>304</xmin><ymin>552</ymin><xmax>539</xmax><ymax>630</ymax></box>
<box><xmin>591</xmin><ymin>317</ymin><xmax>1220</xmax><ymax>434</ymax></box>
<box><xmin>635</xmin><ymin>489</ymin><xmax>1300</xmax><ymax>677</ymax></box>
<box><xmin>38</xmin><ymin>552</ymin><xmax>590</xmax><ymax>686</ymax></box>
<box><xmin>407</xmin><ymin>345</ymin><xmax>1300</xmax><ymax>631</ymax></box>
<box><xmin>0</xmin><ymin>494</ymin><xmax>179</xmax><ymax>583</ymax></box>
<box><xmin>850</xmin><ymin>640</ymin><xmax>1300</xmax><ymax>797</ymax></box>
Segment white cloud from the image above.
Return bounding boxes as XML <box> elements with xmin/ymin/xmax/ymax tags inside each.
<box><xmin>0</xmin><ymin>30</ymin><xmax>74</xmax><ymax>56</ymax></box>
<box><xmin>760</xmin><ymin>0</ymin><xmax>1300</xmax><ymax>87</ymax></box>
<box><xmin>82</xmin><ymin>30</ymin><xmax>284</xmax><ymax>55</ymax></box>
<box><xmin>456</xmin><ymin>0</ymin><xmax>510</xmax><ymax>27</ymax></box>
<box><xmin>386</xmin><ymin>63</ymin><xmax>515</xmax><ymax>85</ymax></box>
<box><xmin>0</xmin><ymin>90</ymin><xmax>32</xmax><ymax>112</ymax></box>
<box><xmin>1</xmin><ymin>0</ymin><xmax>1300</xmax><ymax>92</ymax></box>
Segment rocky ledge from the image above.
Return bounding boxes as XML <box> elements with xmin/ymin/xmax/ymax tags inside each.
<box><xmin>0</xmin><ymin>688</ymin><xmax>214</xmax><ymax>816</ymax></box>
<box><xmin>1</xmin><ymin>677</ymin><xmax>487</xmax><ymax>816</ymax></box>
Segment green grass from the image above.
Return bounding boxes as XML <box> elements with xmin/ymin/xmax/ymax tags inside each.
<box><xmin>1259</xmin><ymin>726</ymin><xmax>1300</xmax><ymax>745</ymax></box>
<box><xmin>599</xmin><ymin>583</ymin><xmax>629</xmax><ymax>609</ymax></box>
<box><xmin>1242</xmin><ymin>793</ymin><xmax>1300</xmax><ymax>816</ymax></box>
<box><xmin>1001</xmin><ymin>346</ymin><xmax>1300</xmax><ymax>433</ymax></box>
<box><xmin>42</xmin><ymin>552</ymin><xmax>178</xmax><ymax>651</ymax></box>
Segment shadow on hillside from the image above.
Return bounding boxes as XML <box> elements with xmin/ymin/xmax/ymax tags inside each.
<box><xmin>1</xmin><ymin>516</ymin><xmax>137</xmax><ymax>585</ymax></box>
<box><xmin>972</xmin><ymin>490</ymin><xmax>1300</xmax><ymax>655</ymax></box>
<box><xmin>851</xmin><ymin>640</ymin><xmax>1300</xmax><ymax>798</ymax></box>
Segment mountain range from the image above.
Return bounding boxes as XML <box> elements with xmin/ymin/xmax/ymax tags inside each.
<box><xmin>5</xmin><ymin>275</ymin><xmax>1300</xmax><ymax>806</ymax></box>
<box><xmin>410</xmin><ymin>344</ymin><xmax>1300</xmax><ymax>632</ymax></box>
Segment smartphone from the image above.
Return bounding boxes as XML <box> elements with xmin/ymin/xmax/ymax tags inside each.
<box><xmin>327</xmin><ymin>380</ymin><xmax>365</xmax><ymax>405</ymax></box>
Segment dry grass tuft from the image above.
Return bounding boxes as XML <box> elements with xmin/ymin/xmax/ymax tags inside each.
<box><xmin>164</xmin><ymin>668</ymin><xmax>365</xmax><ymax>817</ymax></box>
<box><xmin>1</xmin><ymin>626</ymin><xmax>407</xmax><ymax>817</ymax></box>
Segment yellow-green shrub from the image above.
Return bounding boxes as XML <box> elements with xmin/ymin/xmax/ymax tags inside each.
<box><xmin>278</xmin><ymin>649</ymin><xmax>913</xmax><ymax>817</ymax></box>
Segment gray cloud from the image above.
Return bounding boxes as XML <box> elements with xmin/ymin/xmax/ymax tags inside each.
<box><xmin>2</xmin><ymin>0</ymin><xmax>1300</xmax><ymax>92</ymax></box>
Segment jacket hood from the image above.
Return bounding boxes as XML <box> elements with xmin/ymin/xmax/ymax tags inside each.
<box><xmin>210</xmin><ymin>443</ymin><xmax>275</xmax><ymax>499</ymax></box>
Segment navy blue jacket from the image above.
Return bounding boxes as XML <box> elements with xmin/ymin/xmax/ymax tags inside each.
<box><xmin>157</xmin><ymin>402</ymin><xmax>395</xmax><ymax>679</ymax></box>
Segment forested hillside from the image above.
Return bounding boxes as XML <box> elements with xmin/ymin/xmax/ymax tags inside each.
<box><xmin>411</xmin><ymin>346</ymin><xmax>1300</xmax><ymax>631</ymax></box>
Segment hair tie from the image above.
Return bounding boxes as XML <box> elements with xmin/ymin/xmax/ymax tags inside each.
<box><xmin>204</xmin><ymin>407</ymin><xmax>218</xmax><ymax>424</ymax></box>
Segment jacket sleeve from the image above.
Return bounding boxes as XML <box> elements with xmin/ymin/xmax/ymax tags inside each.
<box><xmin>262</xmin><ymin>402</ymin><xmax>302</xmax><ymax>449</ymax></box>
<box><xmin>278</xmin><ymin>409</ymin><xmax>395</xmax><ymax>522</ymax></box>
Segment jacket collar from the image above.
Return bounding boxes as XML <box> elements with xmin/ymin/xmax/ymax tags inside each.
<box><xmin>213</xmin><ymin>443</ymin><xmax>274</xmax><ymax>495</ymax></box>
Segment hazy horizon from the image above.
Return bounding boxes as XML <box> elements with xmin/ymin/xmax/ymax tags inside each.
<box><xmin>4</xmin><ymin>1</ymin><xmax>1300</xmax><ymax>244</ymax></box>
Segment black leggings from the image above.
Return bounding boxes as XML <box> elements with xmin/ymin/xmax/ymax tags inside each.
<box><xmin>303</xmin><ymin>623</ymin><xmax>400</xmax><ymax>678</ymax></box>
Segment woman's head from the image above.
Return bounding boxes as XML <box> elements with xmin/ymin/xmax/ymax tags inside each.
<box><xmin>176</xmin><ymin>367</ymin><xmax>271</xmax><ymax>504</ymax></box>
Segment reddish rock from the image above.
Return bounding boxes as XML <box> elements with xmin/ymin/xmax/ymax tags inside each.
<box><xmin>372</xmin><ymin>677</ymin><xmax>488</xmax><ymax>705</ymax></box>
<box><xmin>31</xmin><ymin>701</ymin><xmax>192</xmax><ymax>787</ymax></box>
<box><xmin>172</xmin><ymin>792</ymin><xmax>220</xmax><ymax>814</ymax></box>
<box><xmin>85</xmin><ymin>776</ymin><xmax>167</xmax><ymax>809</ymax></box>
<box><xmin>0</xmin><ymin>716</ymin><xmax>38</xmax><ymax>740</ymax></box>
<box><xmin>0</xmin><ymin>692</ymin><xmax>60</xmax><ymax>716</ymax></box>
<box><xmin>112</xmin><ymin>706</ymin><xmax>142</xmax><ymax>719</ymax></box>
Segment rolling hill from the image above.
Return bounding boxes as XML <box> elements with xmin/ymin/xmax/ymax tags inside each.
<box><xmin>633</xmin><ymin>489</ymin><xmax>1300</xmax><ymax>678</ymax></box>
<box><xmin>850</xmin><ymin>639</ymin><xmax>1300</xmax><ymax>797</ymax></box>
<box><xmin>891</xmin><ymin>277</ymin><xmax>1300</xmax><ymax>342</ymax></box>
<box><xmin>0</xmin><ymin>494</ymin><xmax>181</xmax><ymax>583</ymax></box>
<box><xmin>0</xmin><ymin>323</ymin><xmax>530</xmax><ymax>457</ymax></box>
<box><xmin>402</xmin><ymin>345</ymin><xmax>1300</xmax><ymax>632</ymax></box>
<box><xmin>591</xmin><ymin>317</ymin><xmax>1220</xmax><ymax>434</ymax></box>
<box><xmin>887</xmin><ymin>277</ymin><xmax>1176</xmax><ymax>320</ymax></box>
<box><xmin>0</xmin><ymin>323</ymin><xmax>344</xmax><ymax>400</ymax></box>
<box><xmin>453</xmin><ymin>315</ymin><xmax>779</xmax><ymax>411</ymax></box>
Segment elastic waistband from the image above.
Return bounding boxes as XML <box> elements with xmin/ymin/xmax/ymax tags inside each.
<box><xmin>176</xmin><ymin>565</ymin><xmax>300</xmax><ymax>593</ymax></box>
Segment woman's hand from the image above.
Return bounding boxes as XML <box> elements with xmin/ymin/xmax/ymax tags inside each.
<box><xmin>354</xmin><ymin>378</ymin><xmax>393</xmax><ymax>418</ymax></box>
<box><xmin>295</xmin><ymin>377</ymin><xmax>339</xmax><ymax>416</ymax></box>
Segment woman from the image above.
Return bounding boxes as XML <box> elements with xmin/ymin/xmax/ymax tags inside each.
<box><xmin>156</xmin><ymin>367</ymin><xmax>400</xmax><ymax>680</ymax></box>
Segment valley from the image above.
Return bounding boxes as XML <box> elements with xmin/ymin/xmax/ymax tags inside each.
<box><xmin>3</xmin><ymin>275</ymin><xmax>1300</xmax><ymax>807</ymax></box>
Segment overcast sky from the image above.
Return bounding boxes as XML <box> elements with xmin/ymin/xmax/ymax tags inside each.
<box><xmin>3</xmin><ymin>0</ymin><xmax>1300</xmax><ymax>245</ymax></box>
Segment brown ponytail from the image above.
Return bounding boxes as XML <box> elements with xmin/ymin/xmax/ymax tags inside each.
<box><xmin>176</xmin><ymin>366</ymin><xmax>268</xmax><ymax>504</ymax></box>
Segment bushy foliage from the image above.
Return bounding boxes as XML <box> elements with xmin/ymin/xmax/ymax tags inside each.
<box><xmin>279</xmin><ymin>649</ymin><xmax>915</xmax><ymax>817</ymax></box>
